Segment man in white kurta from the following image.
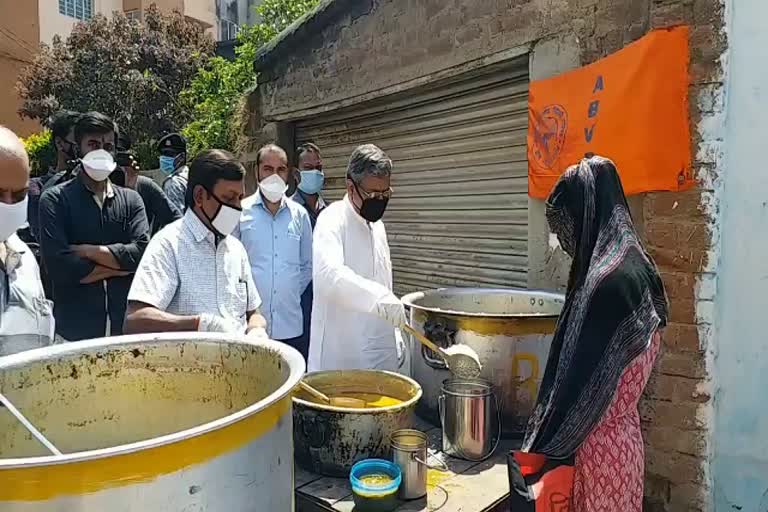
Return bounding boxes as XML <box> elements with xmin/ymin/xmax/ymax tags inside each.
<box><xmin>308</xmin><ymin>144</ymin><xmax>406</xmax><ymax>372</ymax></box>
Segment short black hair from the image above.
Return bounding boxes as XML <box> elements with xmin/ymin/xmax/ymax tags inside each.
<box><xmin>47</xmin><ymin>110</ymin><xmax>80</xmax><ymax>141</ymax></box>
<box><xmin>186</xmin><ymin>149</ymin><xmax>245</xmax><ymax>208</ymax></box>
<box><xmin>117</xmin><ymin>132</ymin><xmax>132</xmax><ymax>151</ymax></box>
<box><xmin>297</xmin><ymin>142</ymin><xmax>321</xmax><ymax>162</ymax></box>
<box><xmin>74</xmin><ymin>111</ymin><xmax>116</xmax><ymax>145</ymax></box>
<box><xmin>255</xmin><ymin>143</ymin><xmax>287</xmax><ymax>167</ymax></box>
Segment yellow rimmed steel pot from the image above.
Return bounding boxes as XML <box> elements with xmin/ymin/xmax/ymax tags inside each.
<box><xmin>401</xmin><ymin>288</ymin><xmax>564</xmax><ymax>437</ymax></box>
<box><xmin>0</xmin><ymin>332</ymin><xmax>305</xmax><ymax>511</ymax></box>
<box><xmin>293</xmin><ymin>370</ymin><xmax>422</xmax><ymax>477</ymax></box>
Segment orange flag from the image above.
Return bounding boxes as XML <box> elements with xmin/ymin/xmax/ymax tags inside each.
<box><xmin>528</xmin><ymin>26</ymin><xmax>692</xmax><ymax>199</ymax></box>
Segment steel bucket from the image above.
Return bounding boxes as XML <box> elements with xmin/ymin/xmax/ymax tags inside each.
<box><xmin>390</xmin><ymin>429</ymin><xmax>447</xmax><ymax>500</ymax></box>
<box><xmin>439</xmin><ymin>378</ymin><xmax>500</xmax><ymax>461</ymax></box>
<box><xmin>402</xmin><ymin>287</ymin><xmax>564</xmax><ymax>437</ymax></box>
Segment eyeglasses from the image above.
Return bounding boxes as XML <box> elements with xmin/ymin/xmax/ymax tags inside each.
<box><xmin>351</xmin><ymin>180</ymin><xmax>394</xmax><ymax>200</ymax></box>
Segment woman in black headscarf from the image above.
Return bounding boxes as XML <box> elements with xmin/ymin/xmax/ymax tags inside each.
<box><xmin>522</xmin><ymin>156</ymin><xmax>668</xmax><ymax>511</ymax></box>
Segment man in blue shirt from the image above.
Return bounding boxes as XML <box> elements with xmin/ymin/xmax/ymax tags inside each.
<box><xmin>158</xmin><ymin>132</ymin><xmax>189</xmax><ymax>213</ymax></box>
<box><xmin>291</xmin><ymin>142</ymin><xmax>328</xmax><ymax>363</ymax></box>
<box><xmin>238</xmin><ymin>144</ymin><xmax>312</xmax><ymax>359</ymax></box>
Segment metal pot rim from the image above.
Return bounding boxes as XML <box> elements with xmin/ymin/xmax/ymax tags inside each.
<box><xmin>0</xmin><ymin>332</ymin><xmax>306</xmax><ymax>469</ymax></box>
<box><xmin>441</xmin><ymin>378</ymin><xmax>494</xmax><ymax>397</ymax></box>
<box><xmin>390</xmin><ymin>429</ymin><xmax>427</xmax><ymax>451</ymax></box>
<box><xmin>293</xmin><ymin>370</ymin><xmax>423</xmax><ymax>413</ymax></box>
<box><xmin>400</xmin><ymin>287</ymin><xmax>564</xmax><ymax>318</ymax></box>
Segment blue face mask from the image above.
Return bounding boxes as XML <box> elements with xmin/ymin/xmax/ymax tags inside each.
<box><xmin>298</xmin><ymin>170</ymin><xmax>324</xmax><ymax>195</ymax></box>
<box><xmin>159</xmin><ymin>155</ymin><xmax>177</xmax><ymax>175</ymax></box>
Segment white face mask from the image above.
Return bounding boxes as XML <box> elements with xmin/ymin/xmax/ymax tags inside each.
<box><xmin>81</xmin><ymin>149</ymin><xmax>117</xmax><ymax>182</ymax></box>
<box><xmin>259</xmin><ymin>174</ymin><xmax>288</xmax><ymax>203</ymax></box>
<box><xmin>202</xmin><ymin>190</ymin><xmax>242</xmax><ymax>237</ymax></box>
<box><xmin>211</xmin><ymin>203</ymin><xmax>241</xmax><ymax>237</ymax></box>
<box><xmin>0</xmin><ymin>196</ymin><xmax>28</xmax><ymax>242</ymax></box>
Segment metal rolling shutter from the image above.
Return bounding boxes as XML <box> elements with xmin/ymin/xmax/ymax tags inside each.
<box><xmin>295</xmin><ymin>61</ymin><xmax>529</xmax><ymax>297</ymax></box>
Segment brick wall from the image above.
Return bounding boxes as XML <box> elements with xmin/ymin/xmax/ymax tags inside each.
<box><xmin>252</xmin><ymin>0</ymin><xmax>727</xmax><ymax>509</ymax></box>
<box><xmin>641</xmin><ymin>2</ymin><xmax>726</xmax><ymax>510</ymax></box>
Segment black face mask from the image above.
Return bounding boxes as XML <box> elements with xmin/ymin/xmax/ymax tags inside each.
<box><xmin>353</xmin><ymin>182</ymin><xmax>389</xmax><ymax>222</ymax></box>
<box><xmin>110</xmin><ymin>169</ymin><xmax>126</xmax><ymax>187</ymax></box>
<box><xmin>360</xmin><ymin>197</ymin><xmax>388</xmax><ymax>222</ymax></box>
<box><xmin>61</xmin><ymin>139</ymin><xmax>78</xmax><ymax>160</ymax></box>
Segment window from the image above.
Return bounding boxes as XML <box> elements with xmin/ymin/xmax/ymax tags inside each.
<box><xmin>58</xmin><ymin>0</ymin><xmax>93</xmax><ymax>21</ymax></box>
<box><xmin>125</xmin><ymin>9</ymin><xmax>142</xmax><ymax>22</ymax></box>
<box><xmin>219</xmin><ymin>19</ymin><xmax>239</xmax><ymax>41</ymax></box>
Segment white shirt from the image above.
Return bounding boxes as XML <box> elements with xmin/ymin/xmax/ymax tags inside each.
<box><xmin>128</xmin><ymin>211</ymin><xmax>261</xmax><ymax>331</ymax></box>
<box><xmin>0</xmin><ymin>234</ymin><xmax>54</xmax><ymax>356</ymax></box>
<box><xmin>237</xmin><ymin>194</ymin><xmax>312</xmax><ymax>340</ymax></box>
<box><xmin>308</xmin><ymin>196</ymin><xmax>397</xmax><ymax>372</ymax></box>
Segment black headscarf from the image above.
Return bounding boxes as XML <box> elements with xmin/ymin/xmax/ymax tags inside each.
<box><xmin>522</xmin><ymin>156</ymin><xmax>668</xmax><ymax>458</ymax></box>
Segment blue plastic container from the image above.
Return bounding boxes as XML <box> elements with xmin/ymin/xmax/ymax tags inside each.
<box><xmin>350</xmin><ymin>459</ymin><xmax>402</xmax><ymax>512</ymax></box>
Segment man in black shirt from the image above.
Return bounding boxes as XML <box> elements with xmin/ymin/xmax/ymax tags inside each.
<box><xmin>25</xmin><ymin>110</ymin><xmax>81</xmax><ymax>245</ymax></box>
<box><xmin>111</xmin><ymin>134</ymin><xmax>181</xmax><ymax>236</ymax></box>
<box><xmin>39</xmin><ymin>112</ymin><xmax>150</xmax><ymax>341</ymax></box>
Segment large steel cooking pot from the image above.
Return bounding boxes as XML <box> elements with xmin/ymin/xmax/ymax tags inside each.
<box><xmin>0</xmin><ymin>333</ymin><xmax>304</xmax><ymax>511</ymax></box>
<box><xmin>401</xmin><ymin>288</ymin><xmax>564</xmax><ymax>437</ymax></box>
<box><xmin>293</xmin><ymin>369</ymin><xmax>422</xmax><ymax>476</ymax></box>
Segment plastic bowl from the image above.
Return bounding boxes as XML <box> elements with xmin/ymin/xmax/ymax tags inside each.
<box><xmin>350</xmin><ymin>459</ymin><xmax>402</xmax><ymax>512</ymax></box>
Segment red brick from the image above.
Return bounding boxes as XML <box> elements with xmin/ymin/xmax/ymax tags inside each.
<box><xmin>645</xmin><ymin>220</ymin><xmax>710</xmax><ymax>252</ymax></box>
<box><xmin>644</xmin><ymin>426</ymin><xmax>708</xmax><ymax>457</ymax></box>
<box><xmin>644</xmin><ymin>472</ymin><xmax>671</xmax><ymax>504</ymax></box>
<box><xmin>647</xmin><ymin>373</ymin><xmax>710</xmax><ymax>403</ymax></box>
<box><xmin>669</xmin><ymin>482</ymin><xmax>709</xmax><ymax>511</ymax></box>
<box><xmin>668</xmin><ymin>297</ymin><xmax>696</xmax><ymax>324</ymax></box>
<box><xmin>662</xmin><ymin>323</ymin><xmax>701</xmax><ymax>352</ymax></box>
<box><xmin>640</xmin><ymin>398</ymin><xmax>708</xmax><ymax>430</ymax></box>
<box><xmin>648</xmin><ymin>246</ymin><xmax>710</xmax><ymax>273</ymax></box>
<box><xmin>693</xmin><ymin>0</ymin><xmax>721</xmax><ymax>26</ymax></box>
<box><xmin>689</xmin><ymin>24</ymin><xmax>724</xmax><ymax>67</ymax></box>
<box><xmin>645</xmin><ymin>190</ymin><xmax>707</xmax><ymax>220</ymax></box>
<box><xmin>659</xmin><ymin>271</ymin><xmax>695</xmax><ymax>301</ymax></box>
<box><xmin>658</xmin><ymin>350</ymin><xmax>707</xmax><ymax>379</ymax></box>
<box><xmin>650</xmin><ymin>1</ymin><xmax>693</xmax><ymax>28</ymax></box>
<box><xmin>645</xmin><ymin>448</ymin><xmax>706</xmax><ymax>485</ymax></box>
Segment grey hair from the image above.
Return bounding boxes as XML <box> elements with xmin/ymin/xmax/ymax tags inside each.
<box><xmin>256</xmin><ymin>143</ymin><xmax>287</xmax><ymax>167</ymax></box>
<box><xmin>346</xmin><ymin>144</ymin><xmax>392</xmax><ymax>184</ymax></box>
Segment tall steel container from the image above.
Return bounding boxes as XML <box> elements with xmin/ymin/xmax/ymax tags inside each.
<box><xmin>401</xmin><ymin>288</ymin><xmax>564</xmax><ymax>437</ymax></box>
<box><xmin>0</xmin><ymin>333</ymin><xmax>305</xmax><ymax>511</ymax></box>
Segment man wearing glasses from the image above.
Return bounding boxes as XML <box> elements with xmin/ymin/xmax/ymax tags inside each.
<box><xmin>308</xmin><ymin>144</ymin><xmax>406</xmax><ymax>372</ymax></box>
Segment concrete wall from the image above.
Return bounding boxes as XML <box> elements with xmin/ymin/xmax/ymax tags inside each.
<box><xmin>250</xmin><ymin>2</ymin><xmax>727</xmax><ymax>509</ymax></box>
<box><xmin>39</xmin><ymin>0</ymin><xmax>77</xmax><ymax>44</ymax></box>
<box><xmin>0</xmin><ymin>0</ymin><xmax>40</xmax><ymax>135</ymax></box>
<box><xmin>39</xmin><ymin>0</ymin><xmax>122</xmax><ymax>44</ymax></box>
<box><xmin>712</xmin><ymin>0</ymin><xmax>768</xmax><ymax>510</ymax></box>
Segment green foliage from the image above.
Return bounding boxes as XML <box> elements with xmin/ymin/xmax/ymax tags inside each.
<box><xmin>181</xmin><ymin>0</ymin><xmax>320</xmax><ymax>156</ymax></box>
<box><xmin>16</xmin><ymin>5</ymin><xmax>215</xmax><ymax>168</ymax></box>
<box><xmin>22</xmin><ymin>130</ymin><xmax>56</xmax><ymax>177</ymax></box>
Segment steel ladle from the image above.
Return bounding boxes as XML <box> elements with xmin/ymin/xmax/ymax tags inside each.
<box><xmin>401</xmin><ymin>324</ymin><xmax>482</xmax><ymax>379</ymax></box>
<box><xmin>0</xmin><ymin>391</ymin><xmax>62</xmax><ymax>456</ymax></box>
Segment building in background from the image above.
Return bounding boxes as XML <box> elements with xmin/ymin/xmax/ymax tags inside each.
<box><xmin>0</xmin><ymin>0</ymin><xmax>231</xmax><ymax>136</ymax></box>
<box><xmin>215</xmin><ymin>0</ymin><xmax>263</xmax><ymax>60</ymax></box>
<box><xmin>0</xmin><ymin>0</ymin><xmax>40</xmax><ymax>135</ymax></box>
